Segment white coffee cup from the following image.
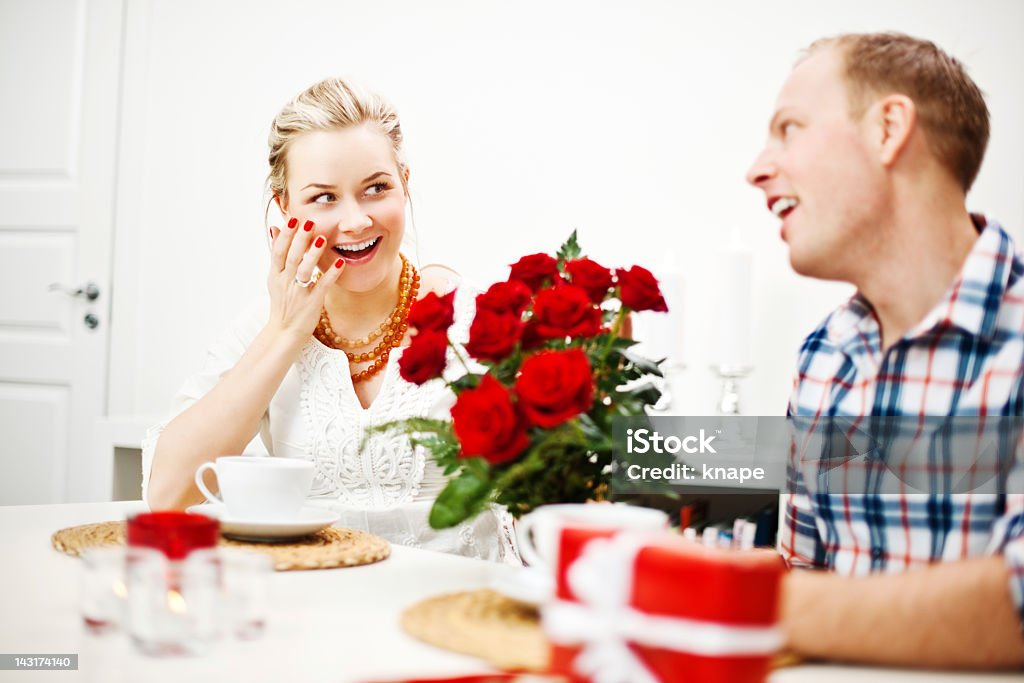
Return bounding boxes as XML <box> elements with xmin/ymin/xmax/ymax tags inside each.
<box><xmin>194</xmin><ymin>456</ymin><xmax>314</xmax><ymax>520</ymax></box>
<box><xmin>515</xmin><ymin>503</ymin><xmax>669</xmax><ymax>570</ymax></box>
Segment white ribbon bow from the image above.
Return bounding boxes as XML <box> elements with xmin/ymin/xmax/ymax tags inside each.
<box><xmin>541</xmin><ymin>533</ymin><xmax>783</xmax><ymax>683</ymax></box>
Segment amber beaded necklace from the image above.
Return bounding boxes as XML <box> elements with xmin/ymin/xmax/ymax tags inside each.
<box><xmin>314</xmin><ymin>254</ymin><xmax>420</xmax><ymax>384</ymax></box>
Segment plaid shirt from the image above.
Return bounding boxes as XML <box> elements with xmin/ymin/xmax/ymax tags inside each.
<box><xmin>782</xmin><ymin>215</ymin><xmax>1024</xmax><ymax>627</ymax></box>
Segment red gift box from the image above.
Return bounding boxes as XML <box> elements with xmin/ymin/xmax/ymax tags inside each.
<box><xmin>542</xmin><ymin>527</ymin><xmax>785</xmax><ymax>683</ymax></box>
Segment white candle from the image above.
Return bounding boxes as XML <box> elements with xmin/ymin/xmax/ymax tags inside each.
<box><xmin>662</xmin><ymin>272</ymin><xmax>685</xmax><ymax>363</ymax></box>
<box><xmin>716</xmin><ymin>231</ymin><xmax>752</xmax><ymax>368</ymax></box>
<box><xmin>637</xmin><ymin>258</ymin><xmax>685</xmax><ymax>366</ymax></box>
<box><xmin>649</xmin><ymin>271</ymin><xmax>685</xmax><ymax>364</ymax></box>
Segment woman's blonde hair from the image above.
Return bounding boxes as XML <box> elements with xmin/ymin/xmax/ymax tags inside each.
<box><xmin>266</xmin><ymin>77</ymin><xmax>408</xmax><ymax>206</ymax></box>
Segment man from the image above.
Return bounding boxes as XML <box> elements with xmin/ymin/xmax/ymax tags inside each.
<box><xmin>747</xmin><ymin>33</ymin><xmax>1024</xmax><ymax>668</ymax></box>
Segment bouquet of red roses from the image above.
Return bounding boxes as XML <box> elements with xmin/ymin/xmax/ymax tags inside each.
<box><xmin>386</xmin><ymin>232</ymin><xmax>669</xmax><ymax>529</ymax></box>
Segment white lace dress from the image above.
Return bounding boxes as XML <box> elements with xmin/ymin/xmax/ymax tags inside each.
<box><xmin>140</xmin><ymin>284</ymin><xmax>519</xmax><ymax>563</ymax></box>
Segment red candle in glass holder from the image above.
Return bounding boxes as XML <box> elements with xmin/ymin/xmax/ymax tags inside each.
<box><xmin>126</xmin><ymin>511</ymin><xmax>219</xmax><ymax>560</ymax></box>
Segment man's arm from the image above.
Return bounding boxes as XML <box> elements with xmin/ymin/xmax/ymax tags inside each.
<box><xmin>781</xmin><ymin>556</ymin><xmax>1024</xmax><ymax>669</ymax></box>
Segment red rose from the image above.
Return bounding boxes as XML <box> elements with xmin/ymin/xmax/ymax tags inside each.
<box><xmin>466</xmin><ymin>308</ymin><xmax>522</xmax><ymax>362</ymax></box>
<box><xmin>451</xmin><ymin>375</ymin><xmax>530</xmax><ymax>465</ymax></box>
<box><xmin>532</xmin><ymin>285</ymin><xmax>602</xmax><ymax>340</ymax></box>
<box><xmin>520</xmin><ymin>319</ymin><xmax>544</xmax><ymax>350</ymax></box>
<box><xmin>476</xmin><ymin>280</ymin><xmax>532</xmax><ymax>316</ymax></box>
<box><xmin>408</xmin><ymin>290</ymin><xmax>456</xmax><ymax>333</ymax></box>
<box><xmin>398</xmin><ymin>331</ymin><xmax>449</xmax><ymax>385</ymax></box>
<box><xmin>508</xmin><ymin>253</ymin><xmax>559</xmax><ymax>291</ymax></box>
<box><xmin>565</xmin><ymin>258</ymin><xmax>613</xmax><ymax>304</ymax></box>
<box><xmin>616</xmin><ymin>266</ymin><xmax>668</xmax><ymax>312</ymax></box>
<box><xmin>515</xmin><ymin>349</ymin><xmax>594</xmax><ymax>428</ymax></box>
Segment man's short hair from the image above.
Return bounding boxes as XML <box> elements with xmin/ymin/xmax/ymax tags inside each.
<box><xmin>808</xmin><ymin>32</ymin><xmax>990</xmax><ymax>192</ymax></box>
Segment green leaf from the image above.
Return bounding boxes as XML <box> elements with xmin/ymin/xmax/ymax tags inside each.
<box><xmin>556</xmin><ymin>230</ymin><xmax>582</xmax><ymax>263</ymax></box>
<box><xmin>410</xmin><ymin>432</ymin><xmax>461</xmax><ymax>471</ymax></box>
<box><xmin>360</xmin><ymin>417</ymin><xmax>451</xmax><ymax>452</ymax></box>
<box><xmin>428</xmin><ymin>458</ymin><xmax>493</xmax><ymax>528</ymax></box>
<box><xmin>606</xmin><ymin>335</ymin><xmax>638</xmax><ymax>350</ymax></box>
<box><xmin>612</xmin><ymin>399</ymin><xmax>643</xmax><ymax>417</ymax></box>
<box><xmin>450</xmin><ymin>374</ymin><xmax>481</xmax><ymax>392</ymax></box>
<box><xmin>616</xmin><ymin>381</ymin><xmax>663</xmax><ymax>407</ymax></box>
<box><xmin>578</xmin><ymin>413</ymin><xmax>612</xmax><ymax>450</ymax></box>
<box><xmin>404</xmin><ymin>422</ymin><xmax>461</xmax><ymax>470</ymax></box>
<box><xmin>615</xmin><ymin>348</ymin><xmax>664</xmax><ymax>378</ymax></box>
<box><xmin>491</xmin><ymin>437</ymin><xmax>609</xmax><ymax>516</ymax></box>
<box><xmin>490</xmin><ymin>353</ymin><xmax>522</xmax><ymax>386</ymax></box>
<box><xmin>366</xmin><ymin>417</ymin><xmax>450</xmax><ymax>435</ymax></box>
<box><xmin>596</xmin><ymin>374</ymin><xmax>624</xmax><ymax>394</ymax></box>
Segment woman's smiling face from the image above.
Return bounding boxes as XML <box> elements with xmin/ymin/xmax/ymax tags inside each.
<box><xmin>280</xmin><ymin>124</ymin><xmax>407</xmax><ymax>292</ymax></box>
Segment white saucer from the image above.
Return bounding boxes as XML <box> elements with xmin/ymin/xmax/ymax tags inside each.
<box><xmin>186</xmin><ymin>503</ymin><xmax>340</xmax><ymax>542</ymax></box>
<box><xmin>490</xmin><ymin>567</ymin><xmax>554</xmax><ymax>606</ymax></box>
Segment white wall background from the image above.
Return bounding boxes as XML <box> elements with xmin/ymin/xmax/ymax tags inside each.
<box><xmin>108</xmin><ymin>0</ymin><xmax>1024</xmax><ymax>421</ymax></box>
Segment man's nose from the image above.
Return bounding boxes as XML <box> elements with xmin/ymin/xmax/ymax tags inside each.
<box><xmin>745</xmin><ymin>149</ymin><xmax>776</xmax><ymax>187</ymax></box>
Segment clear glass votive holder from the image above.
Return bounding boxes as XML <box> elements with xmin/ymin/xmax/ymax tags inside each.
<box><xmin>192</xmin><ymin>547</ymin><xmax>273</xmax><ymax>640</ymax></box>
<box><xmin>125</xmin><ymin>548</ymin><xmax>222</xmax><ymax>657</ymax></box>
<box><xmin>79</xmin><ymin>546</ymin><xmax>164</xmax><ymax>635</ymax></box>
<box><xmin>125</xmin><ymin>511</ymin><xmax>220</xmax><ymax>560</ymax></box>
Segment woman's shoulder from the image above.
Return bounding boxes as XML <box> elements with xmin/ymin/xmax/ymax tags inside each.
<box><xmin>416</xmin><ymin>264</ymin><xmax>480</xmax><ymax>343</ymax></box>
<box><xmin>204</xmin><ymin>293</ymin><xmax>270</xmax><ymax>361</ymax></box>
<box><xmin>419</xmin><ymin>263</ymin><xmax>463</xmax><ymax>295</ymax></box>
<box><xmin>417</xmin><ymin>263</ymin><xmax>481</xmax><ymax>314</ymax></box>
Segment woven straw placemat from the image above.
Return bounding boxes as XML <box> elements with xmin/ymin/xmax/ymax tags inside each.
<box><xmin>51</xmin><ymin>520</ymin><xmax>390</xmax><ymax>571</ymax></box>
<box><xmin>401</xmin><ymin>589</ymin><xmax>550</xmax><ymax>672</ymax></box>
<box><xmin>401</xmin><ymin>588</ymin><xmax>803</xmax><ymax>673</ymax></box>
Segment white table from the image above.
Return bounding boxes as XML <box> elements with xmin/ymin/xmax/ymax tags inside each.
<box><xmin>0</xmin><ymin>502</ymin><xmax>1018</xmax><ymax>683</ymax></box>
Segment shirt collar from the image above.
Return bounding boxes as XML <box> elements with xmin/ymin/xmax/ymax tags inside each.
<box><xmin>825</xmin><ymin>215</ymin><xmax>1017</xmax><ymax>351</ymax></box>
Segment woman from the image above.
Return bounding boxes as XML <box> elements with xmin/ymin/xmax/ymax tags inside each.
<box><xmin>142</xmin><ymin>78</ymin><xmax>516</xmax><ymax>562</ymax></box>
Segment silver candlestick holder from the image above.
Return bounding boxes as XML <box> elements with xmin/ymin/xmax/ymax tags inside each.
<box><xmin>711</xmin><ymin>363</ymin><xmax>753</xmax><ymax>415</ymax></box>
<box><xmin>650</xmin><ymin>360</ymin><xmax>687</xmax><ymax>413</ymax></box>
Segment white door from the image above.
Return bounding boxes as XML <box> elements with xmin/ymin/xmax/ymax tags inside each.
<box><xmin>0</xmin><ymin>0</ymin><xmax>123</xmax><ymax>504</ymax></box>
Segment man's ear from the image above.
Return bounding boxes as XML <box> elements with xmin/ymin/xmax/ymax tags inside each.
<box><xmin>873</xmin><ymin>94</ymin><xmax>916</xmax><ymax>168</ymax></box>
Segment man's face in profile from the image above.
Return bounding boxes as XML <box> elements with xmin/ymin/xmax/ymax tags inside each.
<box><xmin>747</xmin><ymin>47</ymin><xmax>887</xmax><ymax>282</ymax></box>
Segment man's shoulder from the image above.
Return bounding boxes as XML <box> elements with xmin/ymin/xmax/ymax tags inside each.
<box><xmin>997</xmin><ymin>228</ymin><xmax>1024</xmax><ymax>320</ymax></box>
<box><xmin>795</xmin><ymin>295</ymin><xmax>868</xmax><ymax>360</ymax></box>
<box><xmin>798</xmin><ymin>315</ymin><xmax>836</xmax><ymax>356</ymax></box>
<box><xmin>974</xmin><ymin>219</ymin><xmax>1024</xmax><ymax>343</ymax></box>
<box><xmin>787</xmin><ymin>296</ymin><xmax>875</xmax><ymax>415</ymax></box>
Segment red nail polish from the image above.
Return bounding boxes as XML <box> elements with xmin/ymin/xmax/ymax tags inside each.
<box><xmin>334</xmin><ymin>258</ymin><xmax>344</xmax><ymax>269</ymax></box>
<box><xmin>303</xmin><ymin>221</ymin><xmax>314</xmax><ymax>232</ymax></box>
<box><xmin>268</xmin><ymin>228</ymin><xmax>274</xmax><ymax>239</ymax></box>
<box><xmin>314</xmin><ymin>236</ymin><xmax>325</xmax><ymax>248</ymax></box>
<box><xmin>287</xmin><ymin>217</ymin><xmax>297</xmax><ymax>229</ymax></box>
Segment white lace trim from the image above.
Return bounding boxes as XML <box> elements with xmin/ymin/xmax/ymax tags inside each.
<box><xmin>141</xmin><ymin>281</ymin><xmax>523</xmax><ymax>563</ymax></box>
<box><xmin>294</xmin><ymin>286</ymin><xmax>476</xmax><ymax>509</ymax></box>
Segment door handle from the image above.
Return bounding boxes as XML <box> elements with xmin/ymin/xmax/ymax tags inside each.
<box><xmin>48</xmin><ymin>281</ymin><xmax>101</xmax><ymax>301</ymax></box>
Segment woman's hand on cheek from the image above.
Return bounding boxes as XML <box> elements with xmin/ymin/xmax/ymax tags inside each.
<box><xmin>265</xmin><ymin>217</ymin><xmax>345</xmax><ymax>345</ymax></box>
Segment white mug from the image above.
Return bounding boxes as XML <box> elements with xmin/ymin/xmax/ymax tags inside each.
<box><xmin>515</xmin><ymin>503</ymin><xmax>669</xmax><ymax>570</ymax></box>
<box><xmin>194</xmin><ymin>456</ymin><xmax>314</xmax><ymax>520</ymax></box>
